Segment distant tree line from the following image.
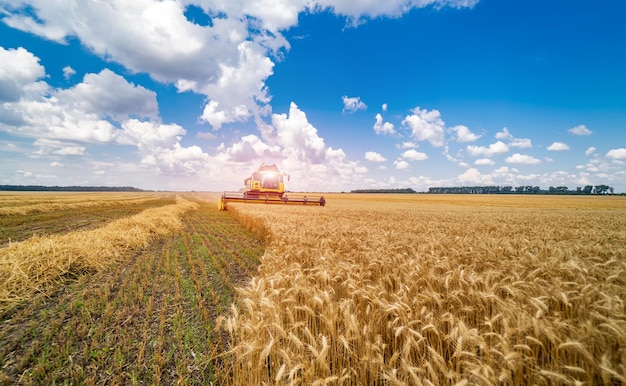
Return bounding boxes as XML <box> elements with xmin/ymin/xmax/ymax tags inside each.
<box><xmin>428</xmin><ymin>185</ymin><xmax>617</xmax><ymax>195</ymax></box>
<box><xmin>351</xmin><ymin>188</ymin><xmax>417</xmax><ymax>194</ymax></box>
<box><xmin>0</xmin><ymin>185</ymin><xmax>149</xmax><ymax>192</ymax></box>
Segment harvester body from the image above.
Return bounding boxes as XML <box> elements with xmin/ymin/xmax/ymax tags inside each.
<box><xmin>218</xmin><ymin>163</ymin><xmax>326</xmax><ymax>210</ymax></box>
<box><xmin>243</xmin><ymin>163</ymin><xmax>286</xmax><ymax>198</ymax></box>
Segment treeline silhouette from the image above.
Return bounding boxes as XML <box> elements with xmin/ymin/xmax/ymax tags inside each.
<box><xmin>0</xmin><ymin>185</ymin><xmax>149</xmax><ymax>192</ymax></box>
<box><xmin>428</xmin><ymin>185</ymin><xmax>617</xmax><ymax>195</ymax></box>
<box><xmin>349</xmin><ymin>185</ymin><xmax>621</xmax><ymax>195</ymax></box>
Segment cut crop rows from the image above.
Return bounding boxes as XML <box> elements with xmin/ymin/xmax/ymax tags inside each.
<box><xmin>0</xmin><ymin>193</ymin><xmax>176</xmax><ymax>247</ymax></box>
<box><xmin>0</xmin><ymin>196</ymin><xmax>263</xmax><ymax>384</ymax></box>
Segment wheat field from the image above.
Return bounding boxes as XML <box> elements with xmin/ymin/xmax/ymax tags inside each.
<box><xmin>221</xmin><ymin>194</ymin><xmax>626</xmax><ymax>385</ymax></box>
<box><xmin>0</xmin><ymin>193</ymin><xmax>197</xmax><ymax>315</ymax></box>
<box><xmin>0</xmin><ymin>191</ymin><xmax>167</xmax><ymax>216</ymax></box>
<box><xmin>1</xmin><ymin>192</ymin><xmax>624</xmax><ymax>384</ymax></box>
<box><xmin>0</xmin><ymin>193</ymin><xmax>265</xmax><ymax>384</ymax></box>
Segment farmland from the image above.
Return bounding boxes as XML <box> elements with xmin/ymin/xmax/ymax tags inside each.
<box><xmin>1</xmin><ymin>192</ymin><xmax>625</xmax><ymax>384</ymax></box>
<box><xmin>223</xmin><ymin>194</ymin><xmax>626</xmax><ymax>385</ymax></box>
<box><xmin>0</xmin><ymin>192</ymin><xmax>264</xmax><ymax>384</ymax></box>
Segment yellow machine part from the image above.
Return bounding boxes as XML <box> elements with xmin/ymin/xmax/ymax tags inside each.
<box><xmin>219</xmin><ymin>192</ymin><xmax>325</xmax><ymax>210</ymax></box>
<box><xmin>246</xmin><ymin>180</ymin><xmax>285</xmax><ymax>195</ymax></box>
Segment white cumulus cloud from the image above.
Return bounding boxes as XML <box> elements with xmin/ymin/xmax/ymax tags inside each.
<box><xmin>373</xmin><ymin>113</ymin><xmax>396</xmax><ymax>135</ymax></box>
<box><xmin>33</xmin><ymin>138</ymin><xmax>85</xmax><ymax>156</ymax></box>
<box><xmin>493</xmin><ymin>166</ymin><xmax>509</xmax><ymax>174</ymax></box>
<box><xmin>342</xmin><ymin>95</ymin><xmax>367</xmax><ymax>113</ymax></box>
<box><xmin>0</xmin><ymin>47</ymin><xmax>217</xmax><ymax>178</ymax></box>
<box><xmin>495</xmin><ymin>127</ymin><xmax>513</xmax><ymax>140</ymax></box>
<box><xmin>585</xmin><ymin>147</ymin><xmax>596</xmax><ymax>156</ymax></box>
<box><xmin>59</xmin><ymin>69</ymin><xmax>160</xmax><ymax>122</ymax></box>
<box><xmin>450</xmin><ymin>125</ymin><xmax>481</xmax><ymax>142</ymax></box>
<box><xmin>0</xmin><ymin>0</ymin><xmax>482</xmax><ymax>136</ymax></box>
<box><xmin>199</xmin><ymin>41</ymin><xmax>274</xmax><ymax>129</ymax></box>
<box><xmin>401</xmin><ymin>107</ymin><xmax>445</xmax><ymax>147</ymax></box>
<box><xmin>226</xmin><ymin>102</ymin><xmax>364</xmax><ymax>191</ymax></box>
<box><xmin>2</xmin><ymin>1</ymin><xmax>279</xmax><ymax>131</ymax></box>
<box><xmin>568</xmin><ymin>124</ymin><xmax>593</xmax><ymax>135</ymax></box>
<box><xmin>458</xmin><ymin>167</ymin><xmax>493</xmax><ymax>184</ymax></box>
<box><xmin>62</xmin><ymin>66</ymin><xmax>75</xmax><ymax>80</ymax></box>
<box><xmin>475</xmin><ymin>158</ymin><xmax>495</xmax><ymax>166</ymax></box>
<box><xmin>272</xmin><ymin>102</ymin><xmax>326</xmax><ymax>163</ymax></box>
<box><xmin>495</xmin><ymin>128</ymin><xmax>531</xmax><ymax>148</ymax></box>
<box><xmin>365</xmin><ymin>151</ymin><xmax>387</xmax><ymax>162</ymax></box>
<box><xmin>511</xmin><ymin>138</ymin><xmax>532</xmax><ymax>148</ymax></box>
<box><xmin>118</xmin><ymin>120</ymin><xmax>185</xmax><ymax>149</ymax></box>
<box><xmin>466</xmin><ymin>141</ymin><xmax>509</xmax><ymax>157</ymax></box>
<box><xmin>547</xmin><ymin>142</ymin><xmax>570</xmax><ymax>151</ymax></box>
<box><xmin>315</xmin><ymin>0</ymin><xmax>479</xmax><ymax>25</ymax></box>
<box><xmin>606</xmin><ymin>148</ymin><xmax>626</xmax><ymax>160</ymax></box>
<box><xmin>394</xmin><ymin>160</ymin><xmax>410</xmax><ymax>170</ymax></box>
<box><xmin>398</xmin><ymin>141</ymin><xmax>417</xmax><ymax>149</ymax></box>
<box><xmin>142</xmin><ymin>142</ymin><xmax>209</xmax><ymax>175</ymax></box>
<box><xmin>0</xmin><ymin>46</ymin><xmax>46</xmax><ymax>102</ymax></box>
<box><xmin>221</xmin><ymin>134</ymin><xmax>283</xmax><ymax>162</ymax></box>
<box><xmin>401</xmin><ymin>149</ymin><xmax>428</xmax><ymax>161</ymax></box>
<box><xmin>505</xmin><ymin>153</ymin><xmax>541</xmax><ymax>165</ymax></box>
<box><xmin>4</xmin><ymin>68</ymin><xmax>162</xmax><ymax>144</ymax></box>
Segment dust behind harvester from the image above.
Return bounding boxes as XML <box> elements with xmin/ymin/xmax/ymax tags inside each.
<box><xmin>218</xmin><ymin>163</ymin><xmax>326</xmax><ymax>210</ymax></box>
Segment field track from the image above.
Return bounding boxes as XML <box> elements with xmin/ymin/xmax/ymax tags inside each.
<box><xmin>1</xmin><ymin>192</ymin><xmax>625</xmax><ymax>384</ymax></box>
<box><xmin>0</xmin><ymin>194</ymin><xmax>263</xmax><ymax>384</ymax></box>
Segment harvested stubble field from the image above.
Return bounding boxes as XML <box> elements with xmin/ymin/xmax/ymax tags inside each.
<box><xmin>0</xmin><ymin>192</ymin><xmax>177</xmax><ymax>247</ymax></box>
<box><xmin>0</xmin><ymin>192</ymin><xmax>264</xmax><ymax>384</ymax></box>
<box><xmin>0</xmin><ymin>192</ymin><xmax>625</xmax><ymax>385</ymax></box>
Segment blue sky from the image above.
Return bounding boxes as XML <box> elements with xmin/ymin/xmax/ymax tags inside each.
<box><xmin>1</xmin><ymin>0</ymin><xmax>625</xmax><ymax>192</ymax></box>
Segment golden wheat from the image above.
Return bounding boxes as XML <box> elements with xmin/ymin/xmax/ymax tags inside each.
<box><xmin>220</xmin><ymin>194</ymin><xmax>626</xmax><ymax>385</ymax></box>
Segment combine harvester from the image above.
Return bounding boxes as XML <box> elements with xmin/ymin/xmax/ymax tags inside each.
<box><xmin>218</xmin><ymin>163</ymin><xmax>326</xmax><ymax>210</ymax></box>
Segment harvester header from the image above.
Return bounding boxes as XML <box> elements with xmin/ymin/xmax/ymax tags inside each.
<box><xmin>218</xmin><ymin>163</ymin><xmax>326</xmax><ymax>210</ymax></box>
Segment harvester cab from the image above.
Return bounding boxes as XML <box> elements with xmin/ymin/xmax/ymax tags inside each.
<box><xmin>243</xmin><ymin>163</ymin><xmax>286</xmax><ymax>198</ymax></box>
<box><xmin>219</xmin><ymin>163</ymin><xmax>326</xmax><ymax>210</ymax></box>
